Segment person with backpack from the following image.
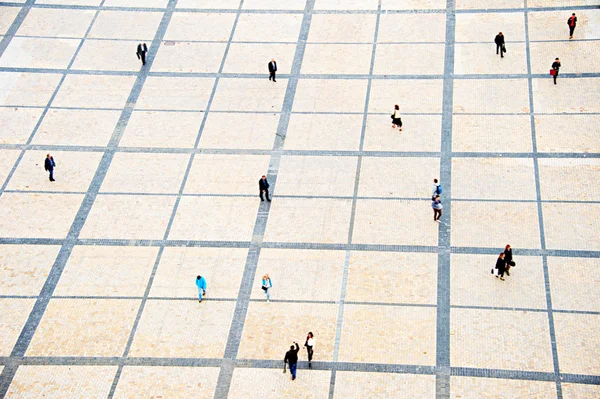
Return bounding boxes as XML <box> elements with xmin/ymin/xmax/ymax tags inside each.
<box><xmin>432</xmin><ymin>179</ymin><xmax>442</xmax><ymax>200</ymax></box>
<box><xmin>432</xmin><ymin>196</ymin><xmax>442</xmax><ymax>222</ymax></box>
<box><xmin>567</xmin><ymin>13</ymin><xmax>577</xmax><ymax>39</ymax></box>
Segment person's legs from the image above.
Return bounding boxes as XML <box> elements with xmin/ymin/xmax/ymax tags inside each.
<box><xmin>141</xmin><ymin>52</ymin><xmax>146</xmax><ymax>65</ymax></box>
<box><xmin>265</xmin><ymin>288</ymin><xmax>270</xmax><ymax>302</ymax></box>
<box><xmin>273</xmin><ymin>71</ymin><xmax>276</xmax><ymax>82</ymax></box>
<box><xmin>198</xmin><ymin>288</ymin><xmax>203</xmax><ymax>302</ymax></box>
<box><xmin>260</xmin><ymin>191</ymin><xmax>265</xmax><ymax>201</ymax></box>
<box><xmin>553</xmin><ymin>73</ymin><xmax>557</xmax><ymax>85</ymax></box>
<box><xmin>496</xmin><ymin>43</ymin><xmax>500</xmax><ymax>54</ymax></box>
<box><xmin>307</xmin><ymin>347</ymin><xmax>313</xmax><ymax>368</ymax></box>
<box><xmin>569</xmin><ymin>26</ymin><xmax>575</xmax><ymax>38</ymax></box>
<box><xmin>290</xmin><ymin>363</ymin><xmax>297</xmax><ymax>380</ymax></box>
<box><xmin>49</xmin><ymin>170</ymin><xmax>54</xmax><ymax>181</ymax></box>
<box><xmin>265</xmin><ymin>189</ymin><xmax>271</xmax><ymax>201</ymax></box>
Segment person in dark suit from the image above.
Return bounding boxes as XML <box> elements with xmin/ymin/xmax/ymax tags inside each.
<box><xmin>567</xmin><ymin>13</ymin><xmax>577</xmax><ymax>39</ymax></box>
<box><xmin>259</xmin><ymin>175</ymin><xmax>271</xmax><ymax>201</ymax></box>
<box><xmin>494</xmin><ymin>252</ymin><xmax>506</xmax><ymax>281</ymax></box>
<box><xmin>551</xmin><ymin>58</ymin><xmax>561</xmax><ymax>85</ymax></box>
<box><xmin>268</xmin><ymin>58</ymin><xmax>277</xmax><ymax>82</ymax></box>
<box><xmin>136</xmin><ymin>43</ymin><xmax>148</xmax><ymax>65</ymax></box>
<box><xmin>44</xmin><ymin>154</ymin><xmax>56</xmax><ymax>182</ymax></box>
<box><xmin>494</xmin><ymin>32</ymin><xmax>505</xmax><ymax>58</ymax></box>
<box><xmin>504</xmin><ymin>244</ymin><xmax>514</xmax><ymax>276</ymax></box>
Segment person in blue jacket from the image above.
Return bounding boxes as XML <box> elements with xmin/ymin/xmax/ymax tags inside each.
<box><xmin>262</xmin><ymin>274</ymin><xmax>273</xmax><ymax>302</ymax></box>
<box><xmin>196</xmin><ymin>275</ymin><xmax>207</xmax><ymax>303</ymax></box>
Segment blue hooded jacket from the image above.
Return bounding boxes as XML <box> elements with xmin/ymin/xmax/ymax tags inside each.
<box><xmin>196</xmin><ymin>276</ymin><xmax>207</xmax><ymax>290</ymax></box>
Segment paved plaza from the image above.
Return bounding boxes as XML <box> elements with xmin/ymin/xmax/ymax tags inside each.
<box><xmin>0</xmin><ymin>0</ymin><xmax>599</xmax><ymax>398</ymax></box>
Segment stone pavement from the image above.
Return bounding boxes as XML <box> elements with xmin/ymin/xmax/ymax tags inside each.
<box><xmin>0</xmin><ymin>0</ymin><xmax>599</xmax><ymax>398</ymax></box>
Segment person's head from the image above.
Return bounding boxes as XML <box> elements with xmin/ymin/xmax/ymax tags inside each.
<box><xmin>394</xmin><ymin>104</ymin><xmax>399</xmax><ymax>110</ymax></box>
<box><xmin>499</xmin><ymin>253</ymin><xmax>505</xmax><ymax>258</ymax></box>
<box><xmin>290</xmin><ymin>345</ymin><xmax>295</xmax><ymax>350</ymax></box>
<box><xmin>261</xmin><ymin>175</ymin><xmax>266</xmax><ymax>180</ymax></box>
<box><xmin>263</xmin><ymin>274</ymin><xmax>269</xmax><ymax>280</ymax></box>
<box><xmin>197</xmin><ymin>275</ymin><xmax>201</xmax><ymax>280</ymax></box>
<box><xmin>271</xmin><ymin>58</ymin><xmax>275</xmax><ymax>62</ymax></box>
<box><xmin>505</xmin><ymin>244</ymin><xmax>511</xmax><ymax>250</ymax></box>
<box><xmin>499</xmin><ymin>32</ymin><xmax>503</xmax><ymax>35</ymax></box>
<box><xmin>434</xmin><ymin>179</ymin><xmax>438</xmax><ymax>184</ymax></box>
<box><xmin>572</xmin><ymin>13</ymin><xmax>576</xmax><ymax>16</ymax></box>
<box><xmin>46</xmin><ymin>154</ymin><xmax>51</xmax><ymax>158</ymax></box>
<box><xmin>435</xmin><ymin>196</ymin><xmax>440</xmax><ymax>201</ymax></box>
<box><xmin>555</xmin><ymin>58</ymin><xmax>560</xmax><ymax>61</ymax></box>
<box><xmin>308</xmin><ymin>332</ymin><xmax>313</xmax><ymax>338</ymax></box>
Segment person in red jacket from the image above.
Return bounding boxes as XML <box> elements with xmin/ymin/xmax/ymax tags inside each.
<box><xmin>567</xmin><ymin>13</ymin><xmax>577</xmax><ymax>39</ymax></box>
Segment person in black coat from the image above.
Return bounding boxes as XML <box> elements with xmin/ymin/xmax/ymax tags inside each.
<box><xmin>504</xmin><ymin>244</ymin><xmax>514</xmax><ymax>276</ymax></box>
<box><xmin>494</xmin><ymin>32</ymin><xmax>505</xmax><ymax>58</ymax></box>
<box><xmin>284</xmin><ymin>342</ymin><xmax>300</xmax><ymax>380</ymax></box>
<box><xmin>551</xmin><ymin>58</ymin><xmax>561</xmax><ymax>85</ymax></box>
<box><xmin>136</xmin><ymin>43</ymin><xmax>148</xmax><ymax>65</ymax></box>
<box><xmin>259</xmin><ymin>175</ymin><xmax>271</xmax><ymax>202</ymax></box>
<box><xmin>44</xmin><ymin>154</ymin><xmax>56</xmax><ymax>182</ymax></box>
<box><xmin>495</xmin><ymin>252</ymin><xmax>506</xmax><ymax>281</ymax></box>
<box><xmin>568</xmin><ymin>13</ymin><xmax>577</xmax><ymax>39</ymax></box>
<box><xmin>268</xmin><ymin>58</ymin><xmax>277</xmax><ymax>82</ymax></box>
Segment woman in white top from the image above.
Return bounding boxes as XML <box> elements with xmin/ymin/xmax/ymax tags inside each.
<box><xmin>304</xmin><ymin>332</ymin><xmax>315</xmax><ymax>368</ymax></box>
<box><xmin>392</xmin><ymin>104</ymin><xmax>402</xmax><ymax>131</ymax></box>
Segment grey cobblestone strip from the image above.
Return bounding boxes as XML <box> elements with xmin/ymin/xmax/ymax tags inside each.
<box><xmin>0</xmin><ymin>0</ymin><xmax>34</xmax><ymax>58</ymax></box>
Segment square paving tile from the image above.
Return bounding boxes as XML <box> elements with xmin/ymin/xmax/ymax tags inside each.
<box><xmin>451</xmin><ymin>254</ymin><xmax>547</xmax><ymax>309</ymax></box>
<box><xmin>530</xmin><ymin>41</ymin><xmax>600</xmax><ymax>75</ymax></box>
<box><xmin>79</xmin><ymin>195</ymin><xmax>176</xmax><ymax>240</ymax></box>
<box><xmin>0</xmin><ymin>149</ymin><xmax>21</xmax><ymax>185</ymax></box>
<box><xmin>334</xmin><ymin>372</ymin><xmax>435</xmax><ymax>399</ymax></box>
<box><xmin>450</xmin><ymin>377</ymin><xmax>556</xmax><ymax>399</ymax></box>
<box><xmin>285</xmin><ymin>113</ymin><xmax>362</xmax><ymax>151</ymax></box>
<box><xmin>452</xmin><ymin>115</ymin><xmax>532</xmax><ymax>153</ymax></box>
<box><xmin>0</xmin><ymin>7</ymin><xmax>20</xmax><ymax>35</ymax></box>
<box><xmin>314</xmin><ymin>0</ymin><xmax>379</xmax><ymax>9</ymax></box>
<box><xmin>369</xmin><ymin>79</ymin><xmax>443</xmax><ymax>114</ymax></box>
<box><xmin>455</xmin><ymin>12</ymin><xmax>526</xmax><ymax>42</ymax></box>
<box><xmin>54</xmin><ymin>246</ymin><xmax>159</xmax><ymax>297</ymax></box>
<box><xmin>120</xmin><ymin>110</ymin><xmax>203</xmax><ymax>148</ymax></box>
<box><xmin>242</xmin><ymin>0</ymin><xmax>306</xmax><ymax>9</ymax></box>
<box><xmin>0</xmin><ymin>107</ymin><xmax>43</xmax><ymax>144</ymax></box>
<box><xmin>275</xmin><ymin>155</ymin><xmax>358</xmax><ymax>196</ymax></box>
<box><xmin>113</xmin><ymin>366</ymin><xmax>220</xmax><ymax>399</ymax></box>
<box><xmin>346</xmin><ymin>251</ymin><xmax>438</xmax><ymax>305</ymax></box>
<box><xmin>27</xmin><ymin>298</ymin><xmax>139</xmax><ymax>356</ymax></box>
<box><xmin>238</xmin><ymin>302</ymin><xmax>337</xmax><ymax>360</ymax></box>
<box><xmin>169</xmin><ymin>196</ymin><xmax>259</xmax><ymax>242</ymax></box>
<box><xmin>17</xmin><ymin>8</ymin><xmax>96</xmax><ymax>37</ymax></box>
<box><xmin>263</xmin><ymin>198</ymin><xmax>352</xmax><ymax>244</ymax></box>
<box><xmin>152</xmin><ymin>42</ymin><xmax>226</xmax><ymax>73</ymax></box>
<box><xmin>0</xmin><ymin>244</ymin><xmax>60</xmax><ymax>296</ymax></box>
<box><xmin>538</xmin><ymin>158</ymin><xmax>600</xmax><ymax>201</ymax></box>
<box><xmin>381</xmin><ymin>0</ymin><xmax>446</xmax><ymax>9</ymax></box>
<box><xmin>150</xmin><ymin>247</ymin><xmax>247</xmax><ymax>299</ymax></box>
<box><xmin>211</xmin><ymin>78</ymin><xmax>287</xmax><ymax>112</ymax></box>
<box><xmin>251</xmin><ymin>248</ymin><xmax>345</xmax><ymax>301</ymax></box>
<box><xmin>5</xmin><ymin>366</ymin><xmax>117</xmax><ymax>399</ymax></box>
<box><xmin>183</xmin><ymin>154</ymin><xmax>271</xmax><ymax>195</ymax></box>
<box><xmin>293</xmin><ymin>79</ymin><xmax>368</xmax><ymax>112</ymax></box>
<box><xmin>535</xmin><ymin>115</ymin><xmax>600</xmax><ymax>153</ymax></box>
<box><xmin>198</xmin><ymin>112</ymin><xmax>279</xmax><ymax>150</ymax></box>
<box><xmin>228</xmin><ymin>368</ymin><xmax>331</xmax><ymax>399</ymax></box>
<box><xmin>554</xmin><ymin>313</ymin><xmax>600</xmax><ymax>375</ymax></box>
<box><xmin>234</xmin><ymin>14</ymin><xmax>303</xmax><ymax>42</ymax></box>
<box><xmin>177</xmin><ymin>0</ymin><xmax>241</xmax><ymax>9</ymax></box>
<box><xmin>71</xmin><ymin>40</ymin><xmax>141</xmax><ymax>72</ymax></box>
<box><xmin>453</xmin><ymin>79</ymin><xmax>530</xmax><ymax>114</ymax></box>
<box><xmin>0</xmin><ymin>38</ymin><xmax>80</xmax><ymax>69</ymax></box>
<box><xmin>377</xmin><ymin>14</ymin><xmax>446</xmax><ymax>43</ymax></box>
<box><xmin>308</xmin><ymin>14</ymin><xmax>376</xmax><ymax>43</ymax></box>
<box><xmin>302</xmin><ymin>44</ymin><xmax>372</xmax><ymax>74</ymax></box>
<box><xmin>0</xmin><ymin>298</ymin><xmax>36</xmax><ymax>356</ymax></box>
<box><xmin>338</xmin><ymin>304</ymin><xmax>437</xmax><ymax>365</ymax></box>
<box><xmin>527</xmin><ymin>10</ymin><xmax>600</xmax><ymax>41</ymax></box>
<box><xmin>353</xmin><ymin>200</ymin><xmax>440</xmax><ymax>246</ymax></box>
<box><xmin>165</xmin><ymin>12</ymin><xmax>236</xmax><ymax>41</ymax></box>
<box><xmin>128</xmin><ymin>299</ymin><xmax>235</xmax><ymax>358</ymax></box>
<box><xmin>0</xmin><ymin>72</ymin><xmax>62</xmax><ymax>107</ymax></box>
<box><xmin>136</xmin><ymin>77</ymin><xmax>215</xmax><ymax>111</ymax></box>
<box><xmin>88</xmin><ymin>10</ymin><xmax>163</xmax><ymax>40</ymax></box>
<box><xmin>53</xmin><ymin>75</ymin><xmax>136</xmax><ymax>109</ymax></box>
<box><xmin>454</xmin><ymin>43</ymin><xmax>528</xmax><ymax>75</ymax></box>
<box><xmin>223</xmin><ymin>43</ymin><xmax>296</xmax><ymax>74</ymax></box>
<box><xmin>363</xmin><ymin>115</ymin><xmax>442</xmax><ymax>152</ymax></box>
<box><xmin>543</xmin><ymin>203</ymin><xmax>600</xmax><ymax>251</ymax></box>
<box><xmin>562</xmin><ymin>383</ymin><xmax>600</xmax><ymax>399</ymax></box>
<box><xmin>548</xmin><ymin>257</ymin><xmax>600</xmax><ymax>312</ymax></box>
<box><xmin>374</xmin><ymin>44</ymin><xmax>445</xmax><ymax>75</ymax></box>
<box><xmin>532</xmin><ymin>77</ymin><xmax>600</xmax><ymax>113</ymax></box>
<box><xmin>450</xmin><ymin>308</ymin><xmax>554</xmax><ymax>371</ymax></box>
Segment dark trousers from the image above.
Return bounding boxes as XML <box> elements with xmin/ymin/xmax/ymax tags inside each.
<box><xmin>290</xmin><ymin>362</ymin><xmax>297</xmax><ymax>380</ymax></box>
<box><xmin>497</xmin><ymin>267</ymin><xmax>506</xmax><ymax>278</ymax></box>
<box><xmin>260</xmin><ymin>189</ymin><xmax>271</xmax><ymax>201</ymax></box>
<box><xmin>553</xmin><ymin>72</ymin><xmax>558</xmax><ymax>84</ymax></box>
<box><xmin>269</xmin><ymin>71</ymin><xmax>276</xmax><ymax>81</ymax></box>
<box><xmin>433</xmin><ymin>208</ymin><xmax>442</xmax><ymax>221</ymax></box>
<box><xmin>569</xmin><ymin>25</ymin><xmax>575</xmax><ymax>37</ymax></box>
<box><xmin>307</xmin><ymin>347</ymin><xmax>313</xmax><ymax>363</ymax></box>
<box><xmin>496</xmin><ymin>43</ymin><xmax>504</xmax><ymax>57</ymax></box>
<box><xmin>48</xmin><ymin>169</ymin><xmax>54</xmax><ymax>181</ymax></box>
<box><xmin>140</xmin><ymin>52</ymin><xmax>146</xmax><ymax>65</ymax></box>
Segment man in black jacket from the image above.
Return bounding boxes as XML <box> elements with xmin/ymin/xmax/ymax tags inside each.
<box><xmin>568</xmin><ymin>13</ymin><xmax>577</xmax><ymax>39</ymax></box>
<box><xmin>268</xmin><ymin>58</ymin><xmax>277</xmax><ymax>82</ymax></box>
<box><xmin>551</xmin><ymin>58</ymin><xmax>561</xmax><ymax>85</ymax></box>
<box><xmin>44</xmin><ymin>154</ymin><xmax>56</xmax><ymax>182</ymax></box>
<box><xmin>259</xmin><ymin>175</ymin><xmax>271</xmax><ymax>202</ymax></box>
<box><xmin>136</xmin><ymin>43</ymin><xmax>148</xmax><ymax>65</ymax></box>
<box><xmin>494</xmin><ymin>32</ymin><xmax>505</xmax><ymax>58</ymax></box>
<box><xmin>284</xmin><ymin>342</ymin><xmax>300</xmax><ymax>380</ymax></box>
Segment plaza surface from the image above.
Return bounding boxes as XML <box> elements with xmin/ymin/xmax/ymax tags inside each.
<box><xmin>0</xmin><ymin>0</ymin><xmax>599</xmax><ymax>398</ymax></box>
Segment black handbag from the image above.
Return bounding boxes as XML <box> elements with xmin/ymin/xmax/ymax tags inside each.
<box><xmin>502</xmin><ymin>44</ymin><xmax>507</xmax><ymax>53</ymax></box>
<box><xmin>261</xmin><ymin>286</ymin><xmax>268</xmax><ymax>291</ymax></box>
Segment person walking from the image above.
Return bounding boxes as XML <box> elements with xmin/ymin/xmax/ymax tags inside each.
<box><xmin>195</xmin><ymin>275</ymin><xmax>207</xmax><ymax>303</ymax></box>
<box><xmin>551</xmin><ymin>58</ymin><xmax>561</xmax><ymax>85</ymax></box>
<box><xmin>432</xmin><ymin>196</ymin><xmax>442</xmax><ymax>222</ymax></box>
<box><xmin>432</xmin><ymin>178</ymin><xmax>442</xmax><ymax>200</ymax></box>
<box><xmin>261</xmin><ymin>274</ymin><xmax>272</xmax><ymax>302</ymax></box>
<box><xmin>391</xmin><ymin>104</ymin><xmax>402</xmax><ymax>131</ymax></box>
<box><xmin>44</xmin><ymin>154</ymin><xmax>56</xmax><ymax>182</ymax></box>
<box><xmin>284</xmin><ymin>342</ymin><xmax>300</xmax><ymax>380</ymax></box>
<box><xmin>304</xmin><ymin>332</ymin><xmax>315</xmax><ymax>369</ymax></box>
<box><xmin>136</xmin><ymin>43</ymin><xmax>148</xmax><ymax>65</ymax></box>
<box><xmin>494</xmin><ymin>32</ymin><xmax>505</xmax><ymax>58</ymax></box>
<box><xmin>494</xmin><ymin>253</ymin><xmax>507</xmax><ymax>281</ymax></box>
<box><xmin>504</xmin><ymin>244</ymin><xmax>515</xmax><ymax>276</ymax></box>
<box><xmin>268</xmin><ymin>58</ymin><xmax>277</xmax><ymax>82</ymax></box>
<box><xmin>259</xmin><ymin>175</ymin><xmax>271</xmax><ymax>202</ymax></box>
<box><xmin>567</xmin><ymin>13</ymin><xmax>577</xmax><ymax>39</ymax></box>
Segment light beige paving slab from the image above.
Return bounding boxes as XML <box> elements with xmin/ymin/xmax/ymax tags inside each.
<box><xmin>242</xmin><ymin>0</ymin><xmax>306</xmax><ymax>9</ymax></box>
<box><xmin>0</xmin><ymin>37</ymin><xmax>80</xmax><ymax>69</ymax></box>
<box><xmin>339</xmin><ymin>305</ymin><xmax>436</xmax><ymax>365</ymax></box>
<box><xmin>88</xmin><ymin>10</ymin><xmax>163</xmax><ymax>40</ymax></box>
<box><xmin>451</xmin><ymin>309</ymin><xmax>554</xmax><ymax>371</ymax></box>
<box><xmin>302</xmin><ymin>44</ymin><xmax>372</xmax><ymax>75</ymax></box>
<box><xmin>169</xmin><ymin>196</ymin><xmax>259</xmax><ymax>241</ymax></box>
<box><xmin>363</xmin><ymin>114</ymin><xmax>442</xmax><ymax>152</ymax></box>
<box><xmin>451</xmin><ymin>254</ymin><xmax>546</xmax><ymax>309</ymax></box>
<box><xmin>54</xmin><ymin>246</ymin><xmax>159</xmax><ymax>297</ymax></box>
<box><xmin>308</xmin><ymin>14</ymin><xmax>377</xmax><ymax>43</ymax></box>
<box><xmin>530</xmin><ymin>41</ymin><xmax>600</xmax><ymax>75</ymax></box>
<box><xmin>455</xmin><ymin>12</ymin><xmax>526</xmax><ymax>42</ymax></box>
<box><xmin>293</xmin><ymin>79</ymin><xmax>367</xmax><ymax>112</ymax></box>
<box><xmin>543</xmin><ymin>203</ymin><xmax>600</xmax><ymax>251</ymax></box>
<box><xmin>17</xmin><ymin>8</ymin><xmax>96</xmax><ymax>37</ymax></box>
<box><xmin>27</xmin><ymin>298</ymin><xmax>139</xmax><ymax>356</ymax></box>
<box><xmin>36</xmin><ymin>0</ymin><xmax>102</xmax><ymax>4</ymax></box>
<box><xmin>177</xmin><ymin>0</ymin><xmax>241</xmax><ymax>8</ymax></box>
<box><xmin>211</xmin><ymin>78</ymin><xmax>287</xmax><ymax>112</ymax></box>
<box><xmin>8</xmin><ymin>150</ymin><xmax>103</xmax><ymax>192</ymax></box>
<box><xmin>0</xmin><ymin>244</ymin><xmax>59</xmax><ymax>296</ymax></box>
<box><xmin>532</xmin><ymin>77</ymin><xmax>600</xmax><ymax>113</ymax></box>
<box><xmin>452</xmin><ymin>158</ymin><xmax>537</xmax><ymax>200</ymax></box>
<box><xmin>452</xmin><ymin>115</ymin><xmax>532</xmax><ymax>153</ymax></box>
<box><xmin>285</xmin><ymin>113</ymin><xmax>362</xmax><ymax>151</ymax></box>
<box><xmin>234</xmin><ymin>14</ymin><xmax>303</xmax><ymax>42</ymax></box>
<box><xmin>223</xmin><ymin>43</ymin><xmax>295</xmax><ymax>74</ymax></box>
<box><xmin>113</xmin><ymin>366</ymin><xmax>220</xmax><ymax>399</ymax></box>
<box><xmin>275</xmin><ymin>155</ymin><xmax>357</xmax><ymax>196</ymax></box>
<box><xmin>229</xmin><ymin>368</ymin><xmax>331</xmax><ymax>399</ymax></box>
<box><xmin>183</xmin><ymin>154</ymin><xmax>271</xmax><ymax>195</ymax></box>
<box><xmin>346</xmin><ymin>251</ymin><xmax>438</xmax><ymax>305</ymax></box>
<box><xmin>456</xmin><ymin>0</ymin><xmax>523</xmax><ymax>8</ymax></box>
<box><xmin>382</xmin><ymin>0</ymin><xmax>446</xmax><ymax>10</ymax></box>
<box><xmin>0</xmin><ymin>149</ymin><xmax>21</xmax><ymax>186</ymax></box>
<box><xmin>251</xmin><ymin>248</ymin><xmax>345</xmax><ymax>301</ymax></box>
<box><xmin>454</xmin><ymin>43</ymin><xmax>528</xmax><ymax>75</ymax></box>
<box><xmin>0</xmin><ymin>193</ymin><xmax>84</xmax><ymax>239</ymax></box>
<box><xmin>0</xmin><ymin>107</ymin><xmax>43</xmax><ymax>144</ymax></box>
<box><xmin>528</xmin><ymin>10</ymin><xmax>600</xmax><ymax>41</ymax></box>
<box><xmin>263</xmin><ymin>198</ymin><xmax>352</xmax><ymax>244</ymax></box>
<box><xmin>451</xmin><ymin>201</ymin><xmax>541</xmax><ymax>249</ymax></box>
<box><xmin>165</xmin><ymin>12</ymin><xmax>236</xmax><ymax>41</ymax></box>
<box><xmin>374</xmin><ymin>44</ymin><xmax>445</xmax><ymax>75</ymax></box>
<box><xmin>548</xmin><ymin>257</ymin><xmax>600</xmax><ymax>312</ymax></box>
<box><xmin>562</xmin><ymin>383</ymin><xmax>600</xmax><ymax>399</ymax></box>
<box><xmin>450</xmin><ymin>376</ymin><xmax>556</xmax><ymax>399</ymax></box>
<box><xmin>353</xmin><ymin>200</ymin><xmax>440</xmax><ymax>246</ymax></box>
<box><xmin>529</xmin><ymin>0</ymin><xmax>599</xmax><ymax>5</ymax></box>
<box><xmin>334</xmin><ymin>371</ymin><xmax>435</xmax><ymax>399</ymax></box>
<box><xmin>554</xmin><ymin>313</ymin><xmax>600</xmax><ymax>375</ymax></box>
<box><xmin>152</xmin><ymin>42</ymin><xmax>226</xmax><ymax>73</ymax></box>
<box><xmin>53</xmin><ymin>75</ymin><xmax>136</xmax><ymax>109</ymax></box>
<box><xmin>0</xmin><ymin>72</ymin><xmax>62</xmax><ymax>106</ymax></box>
<box><xmin>128</xmin><ymin>299</ymin><xmax>235</xmax><ymax>358</ymax></box>
<box><xmin>101</xmin><ymin>152</ymin><xmax>189</xmax><ymax>194</ymax></box>
<box><xmin>238</xmin><ymin>302</ymin><xmax>337</xmax><ymax>361</ymax></box>
<box><xmin>377</xmin><ymin>14</ymin><xmax>446</xmax><ymax>43</ymax></box>
<box><xmin>80</xmin><ymin>195</ymin><xmax>176</xmax><ymax>240</ymax></box>
<box><xmin>369</xmin><ymin>79</ymin><xmax>443</xmax><ymax>114</ymax></box>
<box><xmin>198</xmin><ymin>112</ymin><xmax>278</xmax><ymax>150</ymax></box>
<box><xmin>71</xmin><ymin>40</ymin><xmax>141</xmax><ymax>72</ymax></box>
<box><xmin>0</xmin><ymin>298</ymin><xmax>36</xmax><ymax>356</ymax></box>
<box><xmin>535</xmin><ymin>115</ymin><xmax>600</xmax><ymax>153</ymax></box>
<box><xmin>120</xmin><ymin>110</ymin><xmax>203</xmax><ymax>148</ymax></box>
<box><xmin>358</xmin><ymin>157</ymin><xmax>440</xmax><ymax>198</ymax></box>
<box><xmin>538</xmin><ymin>158</ymin><xmax>600</xmax><ymax>201</ymax></box>
<box><xmin>0</xmin><ymin>6</ymin><xmax>20</xmax><ymax>35</ymax></box>
<box><xmin>136</xmin><ymin>76</ymin><xmax>215</xmax><ymax>110</ymax></box>
<box><xmin>454</xmin><ymin>79</ymin><xmax>530</xmax><ymax>114</ymax></box>
<box><xmin>104</xmin><ymin>0</ymin><xmax>168</xmax><ymax>6</ymax></box>
<box><xmin>150</xmin><ymin>247</ymin><xmax>247</xmax><ymax>299</ymax></box>
<box><xmin>5</xmin><ymin>365</ymin><xmax>117</xmax><ymax>399</ymax></box>
<box><xmin>33</xmin><ymin>109</ymin><xmax>121</xmax><ymax>147</ymax></box>
<box><xmin>315</xmin><ymin>0</ymin><xmax>378</xmax><ymax>10</ymax></box>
